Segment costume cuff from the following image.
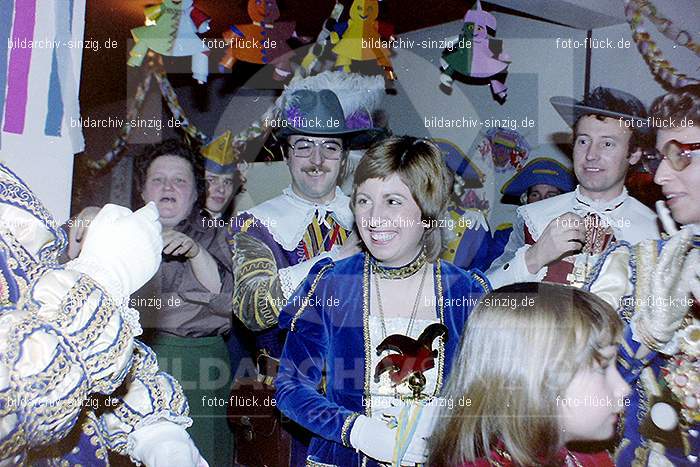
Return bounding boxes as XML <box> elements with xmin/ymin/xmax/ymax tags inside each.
<box><xmin>342</xmin><ymin>412</ymin><xmax>361</xmax><ymax>448</ymax></box>
<box><xmin>631</xmin><ymin>312</ymin><xmax>679</xmax><ymax>355</ymax></box>
<box><xmin>279</xmin><ymin>252</ymin><xmax>335</xmax><ymax>299</ymax></box>
<box><xmin>487</xmin><ymin>245</ymin><xmax>546</xmax><ymax>289</ymax></box>
<box><xmin>65</xmin><ymin>257</ymin><xmax>125</xmax><ymax>302</ymax></box>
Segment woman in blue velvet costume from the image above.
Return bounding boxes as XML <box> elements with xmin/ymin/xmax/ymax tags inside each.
<box><xmin>275</xmin><ymin>136</ymin><xmax>491</xmax><ymax>466</ymax></box>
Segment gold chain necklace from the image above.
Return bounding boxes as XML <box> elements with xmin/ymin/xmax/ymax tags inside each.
<box><xmin>373</xmin><ymin>264</ymin><xmax>428</xmax><ymax>338</ymax></box>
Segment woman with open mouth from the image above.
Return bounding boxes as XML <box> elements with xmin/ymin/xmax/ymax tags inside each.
<box><xmin>274</xmin><ymin>135</ymin><xmax>491</xmax><ymax>466</ymax></box>
<box><xmin>133</xmin><ymin>139</ymin><xmax>236</xmax><ymax>467</ymax></box>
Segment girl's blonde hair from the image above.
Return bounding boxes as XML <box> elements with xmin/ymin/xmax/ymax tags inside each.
<box><xmin>430</xmin><ymin>282</ymin><xmax>623</xmax><ymax>466</ymax></box>
<box><xmin>351</xmin><ymin>135</ymin><xmax>452</xmax><ymax>261</ymax></box>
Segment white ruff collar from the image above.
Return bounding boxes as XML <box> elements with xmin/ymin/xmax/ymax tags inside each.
<box><xmin>572</xmin><ymin>186</ymin><xmax>628</xmax><ymax>214</ymax></box>
<box><xmin>245</xmin><ymin>186</ymin><xmax>354</xmax><ymax>251</ymax></box>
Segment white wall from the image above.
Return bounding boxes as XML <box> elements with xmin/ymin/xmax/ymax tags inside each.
<box><xmin>381</xmin><ymin>11</ymin><xmax>587</xmax><ymax>228</ymax></box>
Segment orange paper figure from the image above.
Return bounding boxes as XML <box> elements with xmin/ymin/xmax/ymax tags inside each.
<box><xmin>128</xmin><ymin>0</ymin><xmax>211</xmax><ymax>83</ymax></box>
<box><xmin>331</xmin><ymin>0</ymin><xmax>396</xmax><ymax>81</ymax></box>
<box><xmin>220</xmin><ymin>0</ymin><xmax>300</xmax><ymax>81</ymax></box>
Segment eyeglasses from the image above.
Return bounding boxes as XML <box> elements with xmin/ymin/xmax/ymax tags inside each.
<box><xmin>287</xmin><ymin>138</ymin><xmax>343</xmax><ymax>159</ymax></box>
<box><xmin>642</xmin><ymin>139</ymin><xmax>700</xmax><ymax>175</ymax></box>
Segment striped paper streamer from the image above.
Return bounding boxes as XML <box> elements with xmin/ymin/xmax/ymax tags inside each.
<box><xmin>3</xmin><ymin>0</ymin><xmax>37</xmax><ymax>134</ymax></box>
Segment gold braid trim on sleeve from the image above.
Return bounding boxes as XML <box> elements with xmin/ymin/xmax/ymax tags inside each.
<box><xmin>289</xmin><ymin>264</ymin><xmax>334</xmax><ymax>332</ymax></box>
<box><xmin>341</xmin><ymin>412</ymin><xmax>360</xmax><ymax>448</ymax></box>
<box><xmin>232</xmin><ymin>232</ymin><xmax>286</xmax><ymax>331</ymax></box>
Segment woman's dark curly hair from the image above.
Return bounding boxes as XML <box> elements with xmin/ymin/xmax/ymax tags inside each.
<box><xmin>134</xmin><ymin>139</ymin><xmax>206</xmax><ymax>208</ymax></box>
<box><xmin>650</xmin><ymin>85</ymin><xmax>700</xmax><ymax>129</ymax></box>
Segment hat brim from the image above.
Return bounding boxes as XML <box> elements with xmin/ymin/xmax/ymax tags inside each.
<box><xmin>550</xmin><ymin>96</ymin><xmax>650</xmax><ymax>132</ymax></box>
<box><xmin>276</xmin><ymin>125</ymin><xmax>367</xmax><ymax>139</ymax></box>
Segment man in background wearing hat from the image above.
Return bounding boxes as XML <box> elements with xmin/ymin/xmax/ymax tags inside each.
<box><xmin>489</xmin><ymin>157</ymin><xmax>576</xmax><ymax>262</ymax></box>
<box><xmin>486</xmin><ymin>87</ymin><xmax>659</xmax><ymax>288</ymax></box>
<box><xmin>225</xmin><ymin>85</ymin><xmax>376</xmax><ymax>465</ymax></box>
<box><xmin>201</xmin><ymin>131</ymin><xmax>245</xmax><ymax>221</ymax></box>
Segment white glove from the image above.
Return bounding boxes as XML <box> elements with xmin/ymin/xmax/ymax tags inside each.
<box><xmin>658</xmin><ymin>201</ymin><xmax>700</xmax><ymax>303</ymax></box>
<box><xmin>130</xmin><ymin>421</ymin><xmax>208</xmax><ymax>467</ymax></box>
<box><xmin>682</xmin><ymin>249</ymin><xmax>700</xmax><ymax>302</ymax></box>
<box><xmin>349</xmin><ymin>405</ymin><xmax>432</xmax><ymax>465</ymax></box>
<box><xmin>633</xmin><ymin>202</ymin><xmax>695</xmax><ymax>350</ymax></box>
<box><xmin>67</xmin><ymin>203</ymin><xmax>162</xmax><ymax>300</ymax></box>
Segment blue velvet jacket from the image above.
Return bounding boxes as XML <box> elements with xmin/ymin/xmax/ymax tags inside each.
<box><xmin>275</xmin><ymin>253</ymin><xmax>490</xmax><ymax>466</ymax></box>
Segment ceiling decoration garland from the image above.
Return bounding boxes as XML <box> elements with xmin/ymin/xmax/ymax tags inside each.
<box><xmin>624</xmin><ymin>0</ymin><xmax>700</xmax><ymax>88</ymax></box>
<box><xmin>87</xmin><ymin>54</ymin><xmax>208</xmax><ymax>170</ymax></box>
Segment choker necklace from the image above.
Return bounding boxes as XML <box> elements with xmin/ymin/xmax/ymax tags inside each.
<box><xmin>370</xmin><ymin>249</ymin><xmax>427</xmax><ymax>280</ymax></box>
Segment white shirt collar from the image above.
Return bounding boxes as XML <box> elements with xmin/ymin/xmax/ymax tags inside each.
<box><xmin>246</xmin><ymin>186</ymin><xmax>354</xmax><ymax>251</ymax></box>
<box><xmin>574</xmin><ymin>185</ymin><xmax>628</xmax><ymax>213</ymax></box>
<box><xmin>283</xmin><ymin>186</ymin><xmax>351</xmax><ymax>220</ymax></box>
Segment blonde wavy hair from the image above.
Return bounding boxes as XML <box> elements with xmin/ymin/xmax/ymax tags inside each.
<box><xmin>429</xmin><ymin>282</ymin><xmax>623</xmax><ymax>466</ymax></box>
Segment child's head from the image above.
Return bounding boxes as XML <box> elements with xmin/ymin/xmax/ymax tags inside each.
<box><xmin>430</xmin><ymin>282</ymin><xmax>629</xmax><ymax>466</ymax></box>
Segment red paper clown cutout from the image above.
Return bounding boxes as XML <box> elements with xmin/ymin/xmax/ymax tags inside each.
<box><xmin>331</xmin><ymin>0</ymin><xmax>396</xmax><ymax>81</ymax></box>
<box><xmin>128</xmin><ymin>0</ymin><xmax>211</xmax><ymax>83</ymax></box>
<box><xmin>440</xmin><ymin>0</ymin><xmax>510</xmax><ymax>102</ymax></box>
<box><xmin>220</xmin><ymin>0</ymin><xmax>306</xmax><ymax>81</ymax></box>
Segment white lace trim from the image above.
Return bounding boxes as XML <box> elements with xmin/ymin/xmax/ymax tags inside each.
<box><xmin>121</xmin><ymin>306</ymin><xmax>143</xmax><ymax>337</ymax></box>
<box><xmin>133</xmin><ymin>412</ymin><xmax>193</xmax><ymax>432</ymax></box>
<box><xmin>244</xmin><ymin>187</ymin><xmax>353</xmax><ymax>251</ymax></box>
<box><xmin>517</xmin><ymin>203</ymin><xmax>538</xmax><ymax>239</ymax></box>
<box><xmin>66</xmin><ymin>257</ymin><xmax>125</xmax><ymax>301</ymax></box>
<box><xmin>279</xmin><ymin>266</ymin><xmax>297</xmax><ymax>300</ymax></box>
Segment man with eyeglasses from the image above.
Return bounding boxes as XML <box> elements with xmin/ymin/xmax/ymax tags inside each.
<box><xmin>486</xmin><ymin>87</ymin><xmax>660</xmax><ymax>289</ymax></box>
<box><xmin>226</xmin><ymin>89</ymin><xmax>373</xmax><ymax>338</ymax></box>
<box><xmin>585</xmin><ymin>86</ymin><xmax>700</xmax><ymax>467</ymax></box>
<box><xmin>224</xmin><ymin>88</ymin><xmax>379</xmax><ymax>465</ymax></box>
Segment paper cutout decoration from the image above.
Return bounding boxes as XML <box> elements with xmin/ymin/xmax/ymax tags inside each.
<box><xmin>331</xmin><ymin>0</ymin><xmax>396</xmax><ymax>81</ymax></box>
<box><xmin>435</xmin><ymin>139</ymin><xmax>485</xmax><ymax>188</ymax></box>
<box><xmin>440</xmin><ymin>0</ymin><xmax>510</xmax><ymax>102</ymax></box>
<box><xmin>201</xmin><ymin>130</ymin><xmax>237</xmax><ymax>174</ymax></box>
<box><xmin>299</xmin><ymin>2</ymin><xmax>346</xmax><ymax>76</ymax></box>
<box><xmin>485</xmin><ymin>127</ymin><xmax>529</xmax><ymax>172</ymax></box>
<box><xmin>220</xmin><ymin>0</ymin><xmax>307</xmax><ymax>81</ymax></box>
<box><xmin>0</xmin><ymin>0</ymin><xmax>85</xmax><ymax>152</ymax></box>
<box><xmin>128</xmin><ymin>0</ymin><xmax>211</xmax><ymax>83</ymax></box>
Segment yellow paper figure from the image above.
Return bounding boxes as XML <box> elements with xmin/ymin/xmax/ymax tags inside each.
<box><xmin>331</xmin><ymin>0</ymin><xmax>396</xmax><ymax>80</ymax></box>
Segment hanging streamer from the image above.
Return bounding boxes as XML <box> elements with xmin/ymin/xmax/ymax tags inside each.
<box><xmin>0</xmin><ymin>0</ymin><xmax>15</xmax><ymax>146</ymax></box>
<box><xmin>624</xmin><ymin>0</ymin><xmax>700</xmax><ymax>88</ymax></box>
<box><xmin>4</xmin><ymin>0</ymin><xmax>37</xmax><ymax>134</ymax></box>
<box><xmin>89</xmin><ymin>55</ymin><xmax>209</xmax><ymax>170</ymax></box>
